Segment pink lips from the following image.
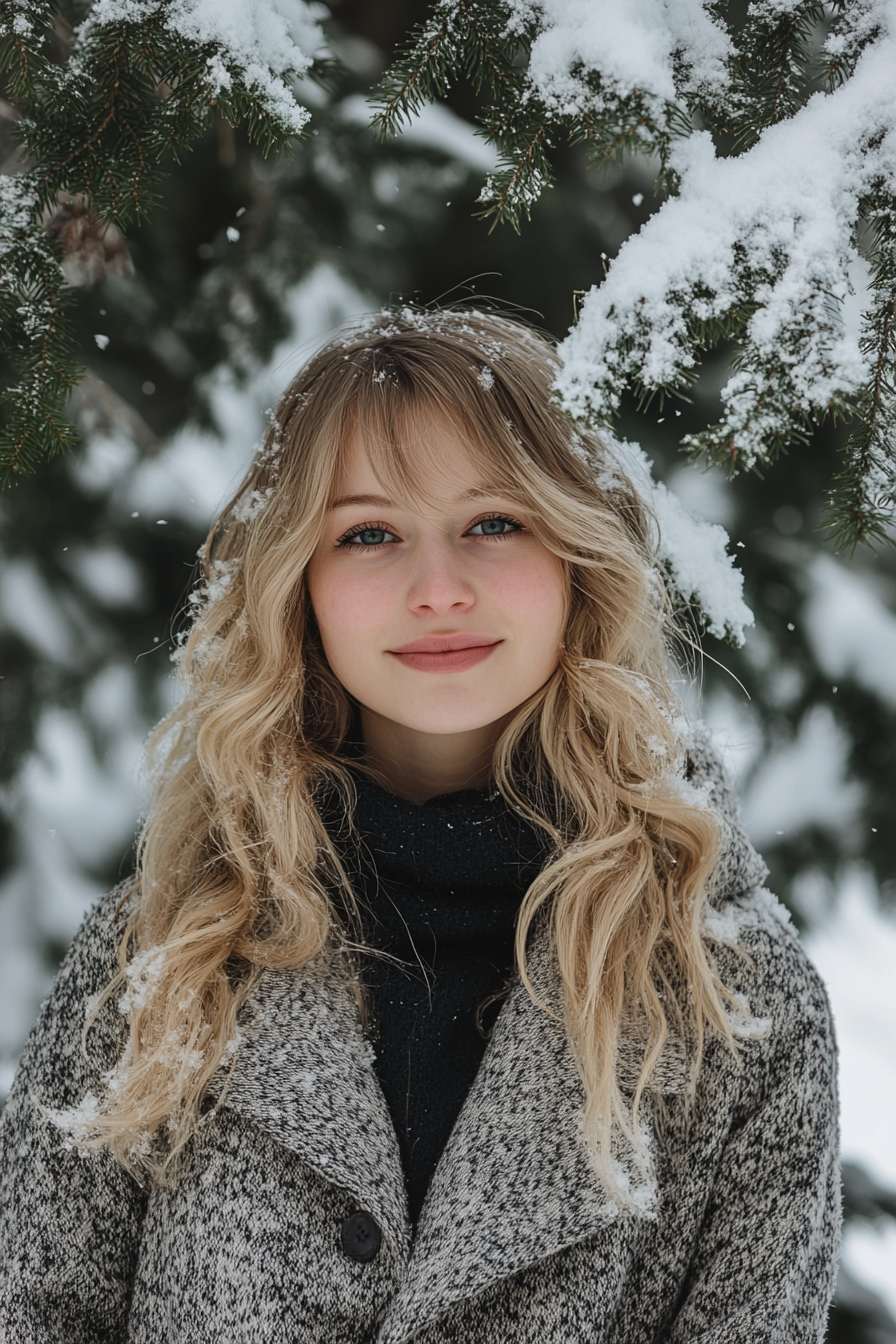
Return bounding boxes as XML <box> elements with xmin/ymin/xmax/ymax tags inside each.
<box><xmin>389</xmin><ymin>634</ymin><xmax>501</xmax><ymax>673</ymax></box>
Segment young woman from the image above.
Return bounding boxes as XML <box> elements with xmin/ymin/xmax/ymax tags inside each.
<box><xmin>0</xmin><ymin>309</ymin><xmax>839</xmax><ymax>1343</ymax></box>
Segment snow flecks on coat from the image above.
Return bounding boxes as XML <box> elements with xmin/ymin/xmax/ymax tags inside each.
<box><xmin>0</xmin><ymin>730</ymin><xmax>840</xmax><ymax>1343</ymax></box>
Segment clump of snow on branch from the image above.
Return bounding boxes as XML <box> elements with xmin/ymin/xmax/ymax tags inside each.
<box><xmin>554</xmin><ymin>3</ymin><xmax>896</xmax><ymax>472</ymax></box>
<box><xmin>504</xmin><ymin>0</ymin><xmax>733</xmax><ymax>110</ymax></box>
<box><xmin>86</xmin><ymin>0</ymin><xmax>329</xmax><ymax>134</ymax></box>
<box><xmin>0</xmin><ymin>0</ymin><xmax>45</xmax><ymax>43</ymax></box>
<box><xmin>605</xmin><ymin>436</ymin><xmax>753</xmax><ymax>644</ymax></box>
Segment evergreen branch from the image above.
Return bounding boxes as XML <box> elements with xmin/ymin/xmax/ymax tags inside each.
<box><xmin>550</xmin><ymin>12</ymin><xmax>896</xmax><ymax>545</ymax></box>
<box><xmin>825</xmin><ymin>235</ymin><xmax>896</xmax><ymax>551</ymax></box>
<box><xmin>368</xmin><ymin>0</ymin><xmax>520</xmax><ymax>139</ymax></box>
<box><xmin>0</xmin><ymin>174</ymin><xmax>77</xmax><ymax>481</ymax></box>
<box><xmin>578</xmin><ymin>96</ymin><xmax>684</xmax><ymax>195</ymax></box>
<box><xmin>373</xmin><ymin>0</ymin><xmax>695</xmax><ymax>232</ymax></box>
<box><xmin>459</xmin><ymin>0</ymin><xmax>520</xmax><ymax>96</ymax></box>
<box><xmin>0</xmin><ymin>0</ymin><xmax>56</xmax><ymax>105</ymax></box>
<box><xmin>0</xmin><ymin>0</ymin><xmax>328</xmax><ymax>477</ymax></box>
<box><xmin>678</xmin><ymin>274</ymin><xmax>857</xmax><ymax>475</ymax></box>
<box><xmin>724</xmin><ymin>3</ymin><xmax>825</xmax><ymax>151</ymax></box>
<box><xmin>826</xmin><ymin>434</ymin><xmax>895</xmax><ymax>553</ymax></box>
<box><xmin>578</xmin><ymin>111</ymin><xmax>651</xmax><ymax>163</ymax></box>
<box><xmin>476</xmin><ymin>118</ymin><xmax>552</xmax><ymax>232</ymax></box>
<box><xmin>823</xmin><ymin>0</ymin><xmax>883</xmax><ymax>89</ymax></box>
<box><xmin>368</xmin><ymin>11</ymin><xmax>455</xmax><ymax>134</ymax></box>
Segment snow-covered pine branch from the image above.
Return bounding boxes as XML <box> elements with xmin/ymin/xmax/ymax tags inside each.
<box><xmin>0</xmin><ymin>0</ymin><xmax>331</xmax><ymax>478</ymax></box>
<box><xmin>373</xmin><ymin>0</ymin><xmax>896</xmax><ymax>547</ymax></box>
<box><xmin>81</xmin><ymin>0</ymin><xmax>325</xmax><ymax>141</ymax></box>
<box><xmin>0</xmin><ymin>172</ymin><xmax>76</xmax><ymax>476</ymax></box>
<box><xmin>372</xmin><ymin>1</ymin><xmax>824</xmax><ymax>225</ymax></box>
<box><xmin>600</xmin><ymin>433</ymin><xmax>754</xmax><ymax>644</ymax></box>
<box><xmin>557</xmin><ymin>3</ymin><xmax>896</xmax><ymax>549</ymax></box>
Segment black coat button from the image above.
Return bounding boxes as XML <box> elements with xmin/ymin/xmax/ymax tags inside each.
<box><xmin>340</xmin><ymin>1211</ymin><xmax>382</xmax><ymax>1263</ymax></box>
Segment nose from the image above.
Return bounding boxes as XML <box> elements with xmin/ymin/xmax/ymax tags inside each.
<box><xmin>406</xmin><ymin>535</ymin><xmax>475</xmax><ymax>616</ymax></box>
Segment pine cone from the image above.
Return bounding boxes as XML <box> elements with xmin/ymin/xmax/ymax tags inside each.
<box><xmin>44</xmin><ymin>195</ymin><xmax>135</xmax><ymax>287</ymax></box>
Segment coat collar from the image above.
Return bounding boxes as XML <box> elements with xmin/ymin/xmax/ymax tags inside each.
<box><xmin>215</xmin><ymin>924</ymin><xmax>672</xmax><ymax>1341</ymax></box>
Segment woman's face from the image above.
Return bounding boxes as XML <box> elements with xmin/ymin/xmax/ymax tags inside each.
<box><xmin>306</xmin><ymin>416</ymin><xmax>567</xmax><ymax>753</ymax></box>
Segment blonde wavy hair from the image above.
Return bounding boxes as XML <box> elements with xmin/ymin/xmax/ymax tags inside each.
<box><xmin>89</xmin><ymin>308</ymin><xmax>738</xmax><ymax>1190</ymax></box>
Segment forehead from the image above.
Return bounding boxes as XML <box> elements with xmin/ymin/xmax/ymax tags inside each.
<box><xmin>334</xmin><ymin>412</ymin><xmax>499</xmax><ymax>508</ymax></box>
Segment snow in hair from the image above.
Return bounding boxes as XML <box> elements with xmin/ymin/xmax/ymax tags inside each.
<box><xmin>339</xmin><ymin>306</ymin><xmax>511</xmax><ymax>367</ymax></box>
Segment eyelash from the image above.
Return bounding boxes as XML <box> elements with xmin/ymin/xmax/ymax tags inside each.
<box><xmin>468</xmin><ymin>513</ymin><xmax>524</xmax><ymax>540</ymax></box>
<box><xmin>335</xmin><ymin>513</ymin><xmax>524</xmax><ymax>550</ymax></box>
<box><xmin>335</xmin><ymin>520</ymin><xmax>398</xmax><ymax>551</ymax></box>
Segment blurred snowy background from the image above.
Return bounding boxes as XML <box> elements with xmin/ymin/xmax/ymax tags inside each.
<box><xmin>2</xmin><ymin>4</ymin><xmax>895</xmax><ymax>1337</ymax></box>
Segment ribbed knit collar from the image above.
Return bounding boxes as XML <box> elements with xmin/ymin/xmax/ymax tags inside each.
<box><xmin>346</xmin><ymin>770</ymin><xmax>550</xmax><ymax>922</ymax></box>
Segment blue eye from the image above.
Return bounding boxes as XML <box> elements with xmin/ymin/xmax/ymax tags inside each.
<box><xmin>469</xmin><ymin>516</ymin><xmax>520</xmax><ymax>537</ymax></box>
<box><xmin>338</xmin><ymin>524</ymin><xmax>398</xmax><ymax>548</ymax></box>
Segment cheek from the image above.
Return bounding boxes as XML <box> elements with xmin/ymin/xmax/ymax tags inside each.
<box><xmin>307</xmin><ymin>564</ymin><xmax>392</xmax><ymax>651</ymax></box>
<box><xmin>488</xmin><ymin>555</ymin><xmax>566</xmax><ymax>639</ymax></box>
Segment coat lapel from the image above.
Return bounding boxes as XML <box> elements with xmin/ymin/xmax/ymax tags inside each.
<box><xmin>208</xmin><ymin>926</ymin><xmax>685</xmax><ymax>1341</ymax></box>
<box><xmin>212</xmin><ymin>954</ymin><xmax>411</xmax><ymax>1258</ymax></box>
<box><xmin>377</xmin><ymin>925</ymin><xmax>668</xmax><ymax>1344</ymax></box>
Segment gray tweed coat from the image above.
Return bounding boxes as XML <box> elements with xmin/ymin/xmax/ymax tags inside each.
<box><xmin>0</xmin><ymin>738</ymin><xmax>840</xmax><ymax>1343</ymax></box>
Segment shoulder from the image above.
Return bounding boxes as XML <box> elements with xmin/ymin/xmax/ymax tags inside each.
<box><xmin>44</xmin><ymin>882</ymin><xmax>136</xmax><ymax>1025</ymax></box>
<box><xmin>706</xmin><ymin>884</ymin><xmax>833</xmax><ymax>1041</ymax></box>
<box><xmin>684</xmin><ymin>720</ymin><xmax>770</xmax><ymax>903</ymax></box>
<box><xmin>6</xmin><ymin>883</ymin><xmax>137</xmax><ymax>1112</ymax></box>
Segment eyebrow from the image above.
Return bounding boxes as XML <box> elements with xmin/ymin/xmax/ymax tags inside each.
<box><xmin>329</xmin><ymin>487</ymin><xmax>506</xmax><ymax>510</ymax></box>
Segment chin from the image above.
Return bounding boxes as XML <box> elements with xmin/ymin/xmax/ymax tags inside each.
<box><xmin>409</xmin><ymin>717</ymin><xmax>503</xmax><ymax>737</ymax></box>
<box><xmin>389</xmin><ymin>705</ymin><xmax>509</xmax><ymax>737</ymax></box>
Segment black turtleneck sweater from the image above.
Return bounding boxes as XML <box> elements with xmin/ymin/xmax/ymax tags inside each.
<box><xmin>327</xmin><ymin>771</ymin><xmax>549</xmax><ymax>1224</ymax></box>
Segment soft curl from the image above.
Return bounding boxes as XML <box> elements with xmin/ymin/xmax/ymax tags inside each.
<box><xmin>84</xmin><ymin>308</ymin><xmax>739</xmax><ymax>1192</ymax></box>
